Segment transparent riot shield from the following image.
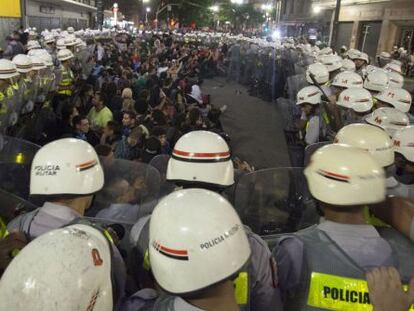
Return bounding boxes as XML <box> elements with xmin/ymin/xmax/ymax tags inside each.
<box><xmin>21</xmin><ymin>78</ymin><xmax>37</xmax><ymax>114</ymax></box>
<box><xmin>149</xmin><ymin>154</ymin><xmax>175</xmax><ymax>196</ymax></box>
<box><xmin>286</xmin><ymin>74</ymin><xmax>308</xmax><ymax>101</ymax></box>
<box><xmin>304</xmin><ymin>141</ymin><xmax>331</xmax><ymax>166</ymax></box>
<box><xmin>86</xmin><ymin>158</ymin><xmax>161</xmax><ymax>223</ymax></box>
<box><xmin>51</xmin><ymin>67</ymin><xmax>62</xmax><ymax>93</ymax></box>
<box><xmin>0</xmin><ymin>93</ymin><xmax>16</xmax><ymax>132</ymax></box>
<box><xmin>34</xmin><ymin>69</ymin><xmax>49</xmax><ymax>103</ymax></box>
<box><xmin>276</xmin><ymin>97</ymin><xmax>301</xmax><ymax>131</ymax></box>
<box><xmin>0</xmin><ymin>188</ymin><xmax>37</xmax><ymax>224</ymax></box>
<box><xmin>234</xmin><ymin>168</ymin><xmax>319</xmax><ymax>243</ymax></box>
<box><xmin>0</xmin><ymin>136</ymin><xmax>41</xmax><ymax>200</ymax></box>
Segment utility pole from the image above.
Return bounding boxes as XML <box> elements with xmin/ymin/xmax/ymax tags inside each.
<box><xmin>330</xmin><ymin>0</ymin><xmax>341</xmax><ymax>50</ymax></box>
<box><xmin>96</xmin><ymin>0</ymin><xmax>103</xmax><ymax>30</ymax></box>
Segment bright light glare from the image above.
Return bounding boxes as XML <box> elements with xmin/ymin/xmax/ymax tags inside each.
<box><xmin>261</xmin><ymin>4</ymin><xmax>272</xmax><ymax>11</ymax></box>
<box><xmin>146</xmin><ymin>7</ymin><xmax>151</xmax><ymax>12</ymax></box>
<box><xmin>313</xmin><ymin>6</ymin><xmax>322</xmax><ymax>14</ymax></box>
<box><xmin>209</xmin><ymin>5</ymin><xmax>219</xmax><ymax>12</ymax></box>
<box><xmin>231</xmin><ymin>0</ymin><xmax>243</xmax><ymax>4</ymax></box>
<box><xmin>113</xmin><ymin>2</ymin><xmax>118</xmax><ymax>8</ymax></box>
<box><xmin>272</xmin><ymin>29</ymin><xmax>281</xmax><ymax>40</ymax></box>
<box><xmin>143</xmin><ymin>0</ymin><xmax>150</xmax><ymax>3</ymax></box>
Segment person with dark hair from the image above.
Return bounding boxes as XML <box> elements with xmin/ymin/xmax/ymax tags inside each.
<box><xmin>140</xmin><ymin>136</ymin><xmax>161</xmax><ymax>163</ymax></box>
<box><xmin>121</xmin><ymin>110</ymin><xmax>137</xmax><ymax>138</ymax></box>
<box><xmin>151</xmin><ymin>126</ymin><xmax>170</xmax><ymax>154</ymax></box>
<box><xmin>72</xmin><ymin>115</ymin><xmax>100</xmax><ymax>146</ymax></box>
<box><xmin>87</xmin><ymin>91</ymin><xmax>113</xmax><ymax>132</ymax></box>
<box><xmin>59</xmin><ymin>102</ymin><xmax>78</xmax><ymax>138</ymax></box>
<box><xmin>101</xmin><ymin>120</ymin><xmax>122</xmax><ymax>149</ymax></box>
<box><xmin>114</xmin><ymin>127</ymin><xmax>143</xmax><ymax>161</ymax></box>
<box><xmin>74</xmin><ymin>84</ymin><xmax>94</xmax><ymax>116</ymax></box>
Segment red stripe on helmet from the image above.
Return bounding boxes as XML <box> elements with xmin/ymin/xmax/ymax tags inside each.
<box><xmin>173</xmin><ymin>149</ymin><xmax>230</xmax><ymax>158</ymax></box>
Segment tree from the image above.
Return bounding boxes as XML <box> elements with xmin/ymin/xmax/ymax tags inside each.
<box><xmin>218</xmin><ymin>3</ymin><xmax>265</xmax><ymax>31</ymax></box>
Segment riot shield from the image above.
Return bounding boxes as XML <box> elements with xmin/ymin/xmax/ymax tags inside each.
<box><xmin>234</xmin><ymin>168</ymin><xmax>319</xmax><ymax>241</ymax></box>
<box><xmin>276</xmin><ymin>97</ymin><xmax>301</xmax><ymax>131</ymax></box>
<box><xmin>286</xmin><ymin>74</ymin><xmax>308</xmax><ymax>101</ymax></box>
<box><xmin>0</xmin><ymin>188</ymin><xmax>37</xmax><ymax>224</ymax></box>
<box><xmin>304</xmin><ymin>141</ymin><xmax>331</xmax><ymax>166</ymax></box>
<box><xmin>149</xmin><ymin>154</ymin><xmax>175</xmax><ymax>196</ymax></box>
<box><xmin>21</xmin><ymin>78</ymin><xmax>37</xmax><ymax>114</ymax></box>
<box><xmin>0</xmin><ymin>136</ymin><xmax>41</xmax><ymax>200</ymax></box>
<box><xmin>86</xmin><ymin>159</ymin><xmax>161</xmax><ymax>223</ymax></box>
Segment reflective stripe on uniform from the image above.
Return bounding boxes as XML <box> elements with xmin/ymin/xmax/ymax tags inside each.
<box><xmin>308</xmin><ymin>272</ymin><xmax>414</xmax><ymax>311</ymax></box>
<box><xmin>58</xmin><ymin>67</ymin><xmax>74</xmax><ymax>96</ymax></box>
<box><xmin>234</xmin><ymin>272</ymin><xmax>249</xmax><ymax>305</ymax></box>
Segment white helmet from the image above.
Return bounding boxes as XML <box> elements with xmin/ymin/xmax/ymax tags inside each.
<box><xmin>12</xmin><ymin>54</ymin><xmax>33</xmax><ymax>73</ymax></box>
<box><xmin>335</xmin><ymin>124</ymin><xmax>394</xmax><ymax>167</ymax></box>
<box><xmin>297</xmin><ymin>86</ymin><xmax>322</xmax><ymax>105</ymax></box>
<box><xmin>304</xmin><ymin>144</ymin><xmax>385</xmax><ymax>205</ymax></box>
<box><xmin>149</xmin><ymin>189</ymin><xmax>251</xmax><ymax>294</ymax></box>
<box><xmin>30</xmin><ymin>49</ymin><xmax>53</xmax><ymax>67</ymax></box>
<box><xmin>56</xmin><ymin>38</ymin><xmax>66</xmax><ymax>50</ymax></box>
<box><xmin>0</xmin><ymin>224</ymin><xmax>113</xmax><ymax>311</ymax></box>
<box><xmin>388</xmin><ymin>71</ymin><xmax>404</xmax><ymax>89</ymax></box>
<box><xmin>392</xmin><ymin>126</ymin><xmax>414</xmax><ymax>163</ymax></box>
<box><xmin>57</xmin><ymin>48</ymin><xmax>74</xmax><ymax>61</ymax></box>
<box><xmin>30</xmin><ymin>138</ymin><xmax>104</xmax><ymax>196</ymax></box>
<box><xmin>384</xmin><ymin>62</ymin><xmax>402</xmax><ymax>74</ymax></box>
<box><xmin>380</xmin><ymin>52</ymin><xmax>391</xmax><ymax>59</ymax></box>
<box><xmin>332</xmin><ymin>71</ymin><xmax>363</xmax><ymax>89</ymax></box>
<box><xmin>0</xmin><ymin>59</ymin><xmax>20</xmax><ymax>79</ymax></box>
<box><xmin>64</xmin><ymin>35</ymin><xmax>77</xmax><ymax>47</ymax></box>
<box><xmin>306</xmin><ymin>63</ymin><xmax>330</xmax><ymax>85</ymax></box>
<box><xmin>26</xmin><ymin>40</ymin><xmax>41</xmax><ymax>50</ymax></box>
<box><xmin>365</xmin><ymin>107</ymin><xmax>409</xmax><ymax>137</ymax></box>
<box><xmin>353</xmin><ymin>51</ymin><xmax>369</xmax><ymax>63</ymax></box>
<box><xmin>347</xmin><ymin>49</ymin><xmax>361</xmax><ymax>60</ymax></box>
<box><xmin>29</xmin><ymin>56</ymin><xmax>46</xmax><ymax>71</ymax></box>
<box><xmin>341</xmin><ymin>59</ymin><xmax>356</xmax><ymax>71</ymax></box>
<box><xmin>318</xmin><ymin>47</ymin><xmax>333</xmax><ymax>56</ymax></box>
<box><xmin>375</xmin><ymin>88</ymin><xmax>412</xmax><ymax>113</ymax></box>
<box><xmin>43</xmin><ymin>34</ymin><xmax>55</xmax><ymax>44</ymax></box>
<box><xmin>166</xmin><ymin>131</ymin><xmax>234</xmax><ymax>187</ymax></box>
<box><xmin>67</xmin><ymin>26</ymin><xmax>75</xmax><ymax>34</ymax></box>
<box><xmin>364</xmin><ymin>70</ymin><xmax>390</xmax><ymax>92</ymax></box>
<box><xmin>336</xmin><ymin>88</ymin><xmax>373</xmax><ymax>113</ymax></box>
<box><xmin>319</xmin><ymin>54</ymin><xmax>343</xmax><ymax>72</ymax></box>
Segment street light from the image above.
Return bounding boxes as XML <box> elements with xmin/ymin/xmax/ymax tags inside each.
<box><xmin>261</xmin><ymin>4</ymin><xmax>272</xmax><ymax>11</ymax></box>
<box><xmin>209</xmin><ymin>5</ymin><xmax>219</xmax><ymax>13</ymax></box>
<box><xmin>146</xmin><ymin>7</ymin><xmax>151</xmax><ymax>23</ymax></box>
<box><xmin>313</xmin><ymin>6</ymin><xmax>322</xmax><ymax>14</ymax></box>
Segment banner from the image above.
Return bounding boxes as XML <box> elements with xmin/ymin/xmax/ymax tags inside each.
<box><xmin>0</xmin><ymin>0</ymin><xmax>21</xmax><ymax>18</ymax></box>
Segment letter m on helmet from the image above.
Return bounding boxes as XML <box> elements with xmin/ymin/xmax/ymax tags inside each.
<box><xmin>374</xmin><ymin>117</ymin><xmax>382</xmax><ymax>124</ymax></box>
<box><xmin>393</xmin><ymin>140</ymin><xmax>401</xmax><ymax>147</ymax></box>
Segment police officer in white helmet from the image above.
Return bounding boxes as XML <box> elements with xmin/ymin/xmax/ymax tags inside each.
<box><xmin>7</xmin><ymin>138</ymin><xmax>104</xmax><ymax>239</ymax></box>
<box><xmin>296</xmin><ymin>86</ymin><xmax>331</xmax><ymax>145</ymax></box>
<box><xmin>126</xmin><ymin>131</ymin><xmax>282</xmax><ymax>311</ymax></box>
<box><xmin>0</xmin><ymin>224</ymin><xmax>116</xmax><ymax>311</ymax></box>
<box><xmin>274</xmin><ymin>144</ymin><xmax>414</xmax><ymax>310</ymax></box>
<box><xmin>136</xmin><ymin>189</ymin><xmax>252</xmax><ymax>310</ymax></box>
<box><xmin>336</xmin><ymin>88</ymin><xmax>373</xmax><ymax>125</ymax></box>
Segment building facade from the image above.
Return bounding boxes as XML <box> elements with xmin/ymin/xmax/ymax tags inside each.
<box><xmin>24</xmin><ymin>0</ymin><xmax>97</xmax><ymax>31</ymax></box>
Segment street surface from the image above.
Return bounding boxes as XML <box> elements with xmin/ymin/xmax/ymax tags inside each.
<box><xmin>204</xmin><ymin>78</ymin><xmax>290</xmax><ymax>169</ymax></box>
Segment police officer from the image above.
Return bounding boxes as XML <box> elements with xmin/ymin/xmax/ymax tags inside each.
<box><xmin>274</xmin><ymin>144</ymin><xmax>414</xmax><ymax>310</ymax></box>
<box><xmin>374</xmin><ymin>87</ymin><xmax>412</xmax><ymax>113</ymax></box>
<box><xmin>0</xmin><ymin>59</ymin><xmax>20</xmax><ymax>126</ymax></box>
<box><xmin>336</xmin><ymin>88</ymin><xmax>373</xmax><ymax>125</ymax></box>
<box><xmin>296</xmin><ymin>86</ymin><xmax>330</xmax><ymax>145</ymax></box>
<box><xmin>365</xmin><ymin>107</ymin><xmax>409</xmax><ymax>137</ymax></box>
<box><xmin>134</xmin><ymin>188</ymin><xmax>251</xmax><ymax>311</ymax></box>
<box><xmin>392</xmin><ymin>126</ymin><xmax>414</xmax><ymax>198</ymax></box>
<box><xmin>127</xmin><ymin>131</ymin><xmax>282</xmax><ymax>311</ymax></box>
<box><xmin>0</xmin><ymin>224</ymin><xmax>116</xmax><ymax>311</ymax></box>
<box><xmin>7</xmin><ymin>138</ymin><xmax>104</xmax><ymax>239</ymax></box>
<box><xmin>364</xmin><ymin>70</ymin><xmax>390</xmax><ymax>97</ymax></box>
<box><xmin>56</xmin><ymin>48</ymin><xmax>75</xmax><ymax>98</ymax></box>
